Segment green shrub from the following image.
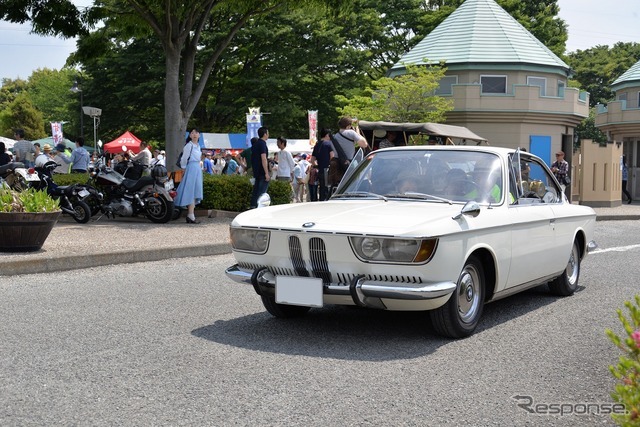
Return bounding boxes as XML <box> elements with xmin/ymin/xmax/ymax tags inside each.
<box><xmin>201</xmin><ymin>175</ymin><xmax>292</xmax><ymax>210</ymax></box>
<box><xmin>606</xmin><ymin>295</ymin><xmax>640</xmax><ymax>425</ymax></box>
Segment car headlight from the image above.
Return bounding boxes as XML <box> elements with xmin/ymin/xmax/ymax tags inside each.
<box><xmin>349</xmin><ymin>237</ymin><xmax>437</xmax><ymax>263</ymax></box>
<box><xmin>230</xmin><ymin>228</ymin><xmax>270</xmax><ymax>253</ymax></box>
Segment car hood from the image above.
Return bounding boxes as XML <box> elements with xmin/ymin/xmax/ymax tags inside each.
<box><xmin>232</xmin><ymin>200</ymin><xmax>469</xmax><ymax>237</ymax></box>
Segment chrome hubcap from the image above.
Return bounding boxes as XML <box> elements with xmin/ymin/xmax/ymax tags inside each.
<box><xmin>458</xmin><ymin>266</ymin><xmax>481</xmax><ymax>323</ymax></box>
<box><xmin>566</xmin><ymin>245</ymin><xmax>579</xmax><ymax>285</ymax></box>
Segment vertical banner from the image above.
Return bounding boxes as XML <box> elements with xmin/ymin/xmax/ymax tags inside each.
<box><xmin>308</xmin><ymin>110</ymin><xmax>318</xmax><ymax>147</ymax></box>
<box><xmin>246</xmin><ymin>107</ymin><xmax>262</xmax><ymax>147</ymax></box>
<box><xmin>51</xmin><ymin>122</ymin><xmax>63</xmax><ymax>145</ymax></box>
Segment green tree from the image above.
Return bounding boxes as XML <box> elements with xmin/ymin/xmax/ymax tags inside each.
<box><xmin>0</xmin><ymin>93</ymin><xmax>46</xmax><ymax>140</ymax></box>
<box><xmin>27</xmin><ymin>68</ymin><xmax>78</xmax><ymax>137</ymax></box>
<box><xmin>566</xmin><ymin>42</ymin><xmax>640</xmax><ymax>107</ymax></box>
<box><xmin>337</xmin><ymin>64</ymin><xmax>453</xmax><ymax>122</ymax></box>
<box><xmin>70</xmin><ymin>31</ymin><xmax>166</xmax><ymax>144</ymax></box>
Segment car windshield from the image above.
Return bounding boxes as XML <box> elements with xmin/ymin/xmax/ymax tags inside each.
<box><xmin>334</xmin><ymin>149</ymin><xmax>504</xmax><ymax>204</ymax></box>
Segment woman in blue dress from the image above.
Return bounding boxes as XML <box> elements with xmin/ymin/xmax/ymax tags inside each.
<box><xmin>175</xmin><ymin>128</ymin><xmax>204</xmax><ymax>223</ymax></box>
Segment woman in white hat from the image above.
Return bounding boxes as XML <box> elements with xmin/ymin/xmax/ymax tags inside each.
<box><xmin>35</xmin><ymin>143</ymin><xmax>53</xmax><ymax>167</ymax></box>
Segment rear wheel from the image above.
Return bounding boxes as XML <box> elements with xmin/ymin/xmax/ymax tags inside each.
<box><xmin>71</xmin><ymin>200</ymin><xmax>91</xmax><ymax>224</ymax></box>
<box><xmin>261</xmin><ymin>295</ymin><xmax>311</xmax><ymax>318</ymax></box>
<box><xmin>430</xmin><ymin>255</ymin><xmax>485</xmax><ymax>338</ymax></box>
<box><xmin>145</xmin><ymin>195</ymin><xmax>174</xmax><ymax>223</ymax></box>
<box><xmin>548</xmin><ymin>241</ymin><xmax>580</xmax><ymax>296</ymax></box>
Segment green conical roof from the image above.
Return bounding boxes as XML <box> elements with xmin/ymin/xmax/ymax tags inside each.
<box><xmin>390</xmin><ymin>0</ymin><xmax>570</xmax><ymax>74</ymax></box>
<box><xmin>612</xmin><ymin>59</ymin><xmax>640</xmax><ymax>88</ymax></box>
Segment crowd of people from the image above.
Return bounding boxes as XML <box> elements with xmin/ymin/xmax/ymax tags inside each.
<box><xmin>0</xmin><ymin>129</ymin><xmax>92</xmax><ymax>173</ymax></box>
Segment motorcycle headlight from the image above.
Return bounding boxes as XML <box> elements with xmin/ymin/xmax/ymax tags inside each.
<box><xmin>230</xmin><ymin>228</ymin><xmax>270</xmax><ymax>254</ymax></box>
<box><xmin>349</xmin><ymin>237</ymin><xmax>437</xmax><ymax>264</ymax></box>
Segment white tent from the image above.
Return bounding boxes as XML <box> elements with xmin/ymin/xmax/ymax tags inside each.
<box><xmin>266</xmin><ymin>138</ymin><xmax>313</xmax><ymax>154</ymax></box>
<box><xmin>0</xmin><ymin>136</ymin><xmax>16</xmax><ymax>150</ymax></box>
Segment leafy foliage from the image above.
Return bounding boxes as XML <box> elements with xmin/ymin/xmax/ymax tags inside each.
<box><xmin>337</xmin><ymin>64</ymin><xmax>453</xmax><ymax>122</ymax></box>
<box><xmin>0</xmin><ymin>93</ymin><xmax>46</xmax><ymax>140</ymax></box>
<box><xmin>0</xmin><ymin>186</ymin><xmax>59</xmax><ymax>212</ymax></box>
<box><xmin>576</xmin><ymin>108</ymin><xmax>607</xmax><ymax>146</ymax></box>
<box><xmin>606</xmin><ymin>295</ymin><xmax>640</xmax><ymax>425</ymax></box>
<box><xmin>566</xmin><ymin>43</ymin><xmax>640</xmax><ymax>107</ymax></box>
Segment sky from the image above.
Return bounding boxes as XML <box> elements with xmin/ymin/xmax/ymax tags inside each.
<box><xmin>0</xmin><ymin>0</ymin><xmax>639</xmax><ymax>82</ymax></box>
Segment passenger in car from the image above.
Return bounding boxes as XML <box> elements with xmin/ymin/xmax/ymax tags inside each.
<box><xmin>395</xmin><ymin>171</ymin><xmax>419</xmax><ymax>193</ymax></box>
<box><xmin>443</xmin><ymin>168</ymin><xmax>469</xmax><ymax>197</ymax></box>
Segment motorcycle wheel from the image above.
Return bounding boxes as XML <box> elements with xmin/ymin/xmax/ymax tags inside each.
<box><xmin>145</xmin><ymin>195</ymin><xmax>174</xmax><ymax>224</ymax></box>
<box><xmin>85</xmin><ymin>195</ymin><xmax>102</xmax><ymax>216</ymax></box>
<box><xmin>71</xmin><ymin>199</ymin><xmax>91</xmax><ymax>224</ymax></box>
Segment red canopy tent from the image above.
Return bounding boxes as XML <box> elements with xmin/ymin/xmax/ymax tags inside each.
<box><xmin>104</xmin><ymin>131</ymin><xmax>142</xmax><ymax>154</ymax></box>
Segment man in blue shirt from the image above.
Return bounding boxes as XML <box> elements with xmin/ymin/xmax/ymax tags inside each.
<box><xmin>311</xmin><ymin>128</ymin><xmax>335</xmax><ymax>201</ymax></box>
<box><xmin>250</xmin><ymin>127</ymin><xmax>270</xmax><ymax>208</ymax></box>
<box><xmin>224</xmin><ymin>153</ymin><xmax>238</xmax><ymax>175</ymax></box>
<box><xmin>69</xmin><ymin>137</ymin><xmax>91</xmax><ymax>173</ymax></box>
<box><xmin>203</xmin><ymin>152</ymin><xmax>214</xmax><ymax>175</ymax></box>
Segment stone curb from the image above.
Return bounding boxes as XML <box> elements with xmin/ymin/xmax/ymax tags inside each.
<box><xmin>0</xmin><ymin>243</ymin><xmax>232</xmax><ymax>277</ymax></box>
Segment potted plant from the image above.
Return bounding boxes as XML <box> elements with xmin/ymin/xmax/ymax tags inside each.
<box><xmin>0</xmin><ymin>184</ymin><xmax>61</xmax><ymax>252</ymax></box>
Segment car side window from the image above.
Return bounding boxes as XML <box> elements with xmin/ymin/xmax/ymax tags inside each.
<box><xmin>511</xmin><ymin>157</ymin><xmax>560</xmax><ymax>204</ymax></box>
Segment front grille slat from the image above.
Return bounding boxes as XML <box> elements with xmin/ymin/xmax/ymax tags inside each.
<box><xmin>288</xmin><ymin>236</ymin><xmax>309</xmax><ymax>277</ymax></box>
<box><xmin>309</xmin><ymin>237</ymin><xmax>332</xmax><ymax>285</ymax></box>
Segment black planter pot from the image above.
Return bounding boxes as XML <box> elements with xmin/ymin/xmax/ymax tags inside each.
<box><xmin>0</xmin><ymin>211</ymin><xmax>62</xmax><ymax>252</ymax></box>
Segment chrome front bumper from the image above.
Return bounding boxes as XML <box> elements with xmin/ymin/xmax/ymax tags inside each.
<box><xmin>225</xmin><ymin>264</ymin><xmax>456</xmax><ymax>309</ymax></box>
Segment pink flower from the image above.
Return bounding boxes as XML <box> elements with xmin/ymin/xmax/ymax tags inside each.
<box><xmin>632</xmin><ymin>330</ymin><xmax>640</xmax><ymax>348</ymax></box>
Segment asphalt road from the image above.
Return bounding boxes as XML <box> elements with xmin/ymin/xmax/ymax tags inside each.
<box><xmin>1</xmin><ymin>220</ymin><xmax>638</xmax><ymax>426</ymax></box>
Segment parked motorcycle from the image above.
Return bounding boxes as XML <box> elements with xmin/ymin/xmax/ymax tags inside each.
<box><xmin>0</xmin><ymin>162</ymin><xmax>40</xmax><ymax>191</ymax></box>
<box><xmin>88</xmin><ymin>153</ymin><xmax>175</xmax><ymax>223</ymax></box>
<box><xmin>32</xmin><ymin>161</ymin><xmax>98</xmax><ymax>224</ymax></box>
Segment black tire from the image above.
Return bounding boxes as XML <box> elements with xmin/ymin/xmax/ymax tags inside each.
<box><xmin>261</xmin><ymin>295</ymin><xmax>311</xmax><ymax>318</ymax></box>
<box><xmin>430</xmin><ymin>255</ymin><xmax>485</xmax><ymax>338</ymax></box>
<box><xmin>548</xmin><ymin>241</ymin><xmax>580</xmax><ymax>296</ymax></box>
<box><xmin>85</xmin><ymin>195</ymin><xmax>102</xmax><ymax>216</ymax></box>
<box><xmin>171</xmin><ymin>207</ymin><xmax>183</xmax><ymax>221</ymax></box>
<box><xmin>71</xmin><ymin>199</ymin><xmax>91</xmax><ymax>224</ymax></box>
<box><xmin>145</xmin><ymin>195</ymin><xmax>174</xmax><ymax>223</ymax></box>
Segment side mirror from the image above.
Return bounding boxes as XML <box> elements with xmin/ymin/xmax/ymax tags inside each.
<box><xmin>452</xmin><ymin>201</ymin><xmax>480</xmax><ymax>220</ymax></box>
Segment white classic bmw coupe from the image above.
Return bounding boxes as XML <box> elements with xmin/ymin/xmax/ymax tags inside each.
<box><xmin>226</xmin><ymin>146</ymin><xmax>597</xmax><ymax>338</ymax></box>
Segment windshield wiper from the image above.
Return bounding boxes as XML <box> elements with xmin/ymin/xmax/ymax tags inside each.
<box><xmin>384</xmin><ymin>192</ymin><xmax>453</xmax><ymax>204</ymax></box>
<box><xmin>333</xmin><ymin>191</ymin><xmax>388</xmax><ymax>201</ymax></box>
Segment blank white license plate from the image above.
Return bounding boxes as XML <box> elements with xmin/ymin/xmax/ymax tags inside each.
<box><xmin>276</xmin><ymin>276</ymin><xmax>323</xmax><ymax>308</ymax></box>
<box><xmin>78</xmin><ymin>189</ymin><xmax>90</xmax><ymax>197</ymax></box>
<box><xmin>164</xmin><ymin>180</ymin><xmax>173</xmax><ymax>191</ymax></box>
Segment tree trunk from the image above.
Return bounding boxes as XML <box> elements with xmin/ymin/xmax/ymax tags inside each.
<box><xmin>165</xmin><ymin>47</ymin><xmax>189</xmax><ymax>172</ymax></box>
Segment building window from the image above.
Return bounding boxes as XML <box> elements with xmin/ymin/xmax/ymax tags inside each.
<box><xmin>558</xmin><ymin>80</ymin><xmax>566</xmax><ymax>97</ymax></box>
<box><xmin>527</xmin><ymin>76</ymin><xmax>547</xmax><ymax>96</ymax></box>
<box><xmin>637</xmin><ymin>91</ymin><xmax>640</xmax><ymax>108</ymax></box>
<box><xmin>480</xmin><ymin>75</ymin><xmax>507</xmax><ymax>94</ymax></box>
<box><xmin>435</xmin><ymin>76</ymin><xmax>458</xmax><ymax>95</ymax></box>
<box><xmin>619</xmin><ymin>93</ymin><xmax>627</xmax><ymax>102</ymax></box>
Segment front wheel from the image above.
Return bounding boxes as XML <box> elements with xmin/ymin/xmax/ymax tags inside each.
<box><xmin>261</xmin><ymin>295</ymin><xmax>311</xmax><ymax>318</ymax></box>
<box><xmin>70</xmin><ymin>199</ymin><xmax>91</xmax><ymax>224</ymax></box>
<box><xmin>548</xmin><ymin>241</ymin><xmax>580</xmax><ymax>296</ymax></box>
<box><xmin>430</xmin><ymin>255</ymin><xmax>485</xmax><ymax>338</ymax></box>
<box><xmin>145</xmin><ymin>195</ymin><xmax>174</xmax><ymax>223</ymax></box>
